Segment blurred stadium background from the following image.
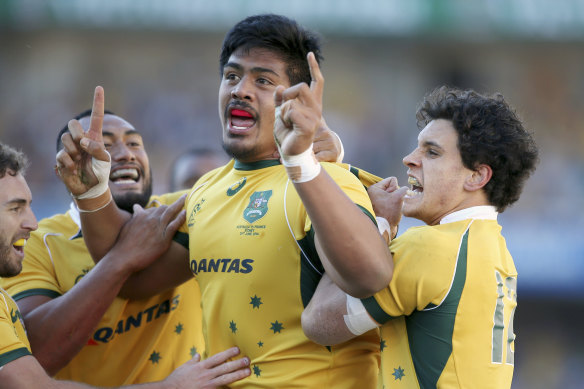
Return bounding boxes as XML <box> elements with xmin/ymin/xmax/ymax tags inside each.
<box><xmin>1</xmin><ymin>1</ymin><xmax>583</xmax><ymax>387</ymax></box>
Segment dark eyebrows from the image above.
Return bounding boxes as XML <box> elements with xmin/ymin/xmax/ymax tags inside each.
<box><xmin>422</xmin><ymin>140</ymin><xmax>444</xmax><ymax>151</ymax></box>
<box><xmin>102</xmin><ymin>130</ymin><xmax>141</xmax><ymax>138</ymax></box>
<box><xmin>224</xmin><ymin>62</ymin><xmax>280</xmax><ymax>77</ymax></box>
<box><xmin>2</xmin><ymin>198</ymin><xmax>27</xmax><ymax>208</ymax></box>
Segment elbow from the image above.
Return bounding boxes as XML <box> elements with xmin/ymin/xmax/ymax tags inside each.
<box><xmin>301</xmin><ymin>308</ymin><xmax>328</xmax><ymax>346</ymax></box>
<box><xmin>344</xmin><ymin>256</ymin><xmax>393</xmax><ymax>299</ymax></box>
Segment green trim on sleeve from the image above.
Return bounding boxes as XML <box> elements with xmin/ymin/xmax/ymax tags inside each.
<box><xmin>298</xmin><ymin>226</ymin><xmax>324</xmax><ymax>308</ymax></box>
<box><xmin>356</xmin><ymin>204</ymin><xmax>376</xmax><ymax>225</ymax></box>
<box><xmin>12</xmin><ymin>288</ymin><xmax>61</xmax><ymax>301</ymax></box>
<box><xmin>361</xmin><ymin>296</ymin><xmax>392</xmax><ymax>325</ymax></box>
<box><xmin>0</xmin><ymin>348</ymin><xmax>31</xmax><ymax>367</ymax></box>
<box><xmin>173</xmin><ymin>231</ymin><xmax>189</xmax><ymax>250</ymax></box>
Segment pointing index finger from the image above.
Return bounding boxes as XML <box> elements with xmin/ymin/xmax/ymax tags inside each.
<box><xmin>307</xmin><ymin>52</ymin><xmax>324</xmax><ymax>105</ymax></box>
<box><xmin>88</xmin><ymin>86</ymin><xmax>105</xmax><ymax>143</ymax></box>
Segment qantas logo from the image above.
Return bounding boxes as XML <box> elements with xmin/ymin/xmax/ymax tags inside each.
<box><xmin>190</xmin><ymin>258</ymin><xmax>254</xmax><ymax>275</ymax></box>
<box><xmin>90</xmin><ymin>294</ymin><xmax>180</xmax><ymax>344</ymax></box>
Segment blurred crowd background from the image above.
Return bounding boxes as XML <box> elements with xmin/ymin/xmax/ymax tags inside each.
<box><xmin>1</xmin><ymin>1</ymin><xmax>583</xmax><ymax>387</ymax></box>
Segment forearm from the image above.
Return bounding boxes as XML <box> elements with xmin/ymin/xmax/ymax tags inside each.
<box><xmin>302</xmin><ymin>274</ymin><xmax>356</xmax><ymax>345</ymax></box>
<box><xmin>294</xmin><ymin>170</ymin><xmax>392</xmax><ymax>297</ymax></box>
<box><xmin>79</xmin><ymin>199</ymin><xmax>130</xmax><ymax>262</ymax></box>
<box><xmin>23</xmin><ymin>255</ymin><xmax>132</xmax><ymax>375</ymax></box>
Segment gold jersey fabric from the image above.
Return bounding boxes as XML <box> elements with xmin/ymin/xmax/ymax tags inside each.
<box><xmin>185</xmin><ymin>159</ymin><xmax>380</xmax><ymax>388</ymax></box>
<box><xmin>0</xmin><ymin>287</ymin><xmax>31</xmax><ymax>367</ymax></box>
<box><xmin>0</xmin><ymin>191</ymin><xmax>204</xmax><ymax>386</ymax></box>
<box><xmin>363</xmin><ymin>207</ymin><xmax>516</xmax><ymax>389</ymax></box>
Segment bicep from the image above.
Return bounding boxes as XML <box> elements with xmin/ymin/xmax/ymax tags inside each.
<box><xmin>17</xmin><ymin>295</ymin><xmax>53</xmax><ymax>318</ymax></box>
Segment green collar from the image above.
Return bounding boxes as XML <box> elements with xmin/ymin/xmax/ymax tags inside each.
<box><xmin>234</xmin><ymin>159</ymin><xmax>281</xmax><ymax>171</ymax></box>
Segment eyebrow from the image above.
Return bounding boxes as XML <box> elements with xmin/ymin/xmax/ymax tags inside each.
<box><xmin>224</xmin><ymin>62</ymin><xmax>280</xmax><ymax>77</ymax></box>
<box><xmin>2</xmin><ymin>198</ymin><xmax>27</xmax><ymax>207</ymax></box>
<box><xmin>421</xmin><ymin>140</ymin><xmax>444</xmax><ymax>150</ymax></box>
<box><xmin>103</xmin><ymin>130</ymin><xmax>141</xmax><ymax>137</ymax></box>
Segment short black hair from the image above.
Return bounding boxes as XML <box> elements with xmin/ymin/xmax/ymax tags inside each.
<box><xmin>416</xmin><ymin>86</ymin><xmax>539</xmax><ymax>212</ymax></box>
<box><xmin>0</xmin><ymin>143</ymin><xmax>29</xmax><ymax>179</ymax></box>
<box><xmin>56</xmin><ymin>109</ymin><xmax>115</xmax><ymax>152</ymax></box>
<box><xmin>219</xmin><ymin>14</ymin><xmax>323</xmax><ymax>86</ymax></box>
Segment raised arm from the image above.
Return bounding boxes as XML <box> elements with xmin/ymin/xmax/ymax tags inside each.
<box><xmin>55</xmin><ymin>86</ymin><xmax>129</xmax><ymax>260</ymax></box>
<box><xmin>273</xmin><ymin>53</ymin><xmax>391</xmax><ymax>298</ymax></box>
<box><xmin>15</xmin><ymin>200</ymin><xmax>186</xmax><ymax>375</ymax></box>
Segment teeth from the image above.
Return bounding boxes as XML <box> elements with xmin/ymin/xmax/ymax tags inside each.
<box><xmin>408</xmin><ymin>176</ymin><xmax>421</xmax><ymax>187</ymax></box>
<box><xmin>111</xmin><ymin>169</ymin><xmax>138</xmax><ymax>180</ymax></box>
<box><xmin>232</xmin><ymin>125</ymin><xmax>249</xmax><ymax>130</ymax></box>
<box><xmin>406</xmin><ymin>189</ymin><xmax>416</xmax><ymax>197</ymax></box>
<box><xmin>13</xmin><ymin>239</ymin><xmax>26</xmax><ymax>247</ymax></box>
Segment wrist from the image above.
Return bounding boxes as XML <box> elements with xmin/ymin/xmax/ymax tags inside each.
<box><xmin>75</xmin><ymin>188</ymin><xmax>112</xmax><ymax>213</ymax></box>
<box><xmin>280</xmin><ymin>144</ymin><xmax>321</xmax><ymax>183</ymax></box>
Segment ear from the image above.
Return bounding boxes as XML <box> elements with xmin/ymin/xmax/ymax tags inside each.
<box><xmin>464</xmin><ymin>164</ymin><xmax>492</xmax><ymax>192</ymax></box>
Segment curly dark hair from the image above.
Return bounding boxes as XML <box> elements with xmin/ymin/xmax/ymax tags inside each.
<box><xmin>219</xmin><ymin>14</ymin><xmax>323</xmax><ymax>86</ymax></box>
<box><xmin>416</xmin><ymin>86</ymin><xmax>539</xmax><ymax>212</ymax></box>
<box><xmin>0</xmin><ymin>143</ymin><xmax>29</xmax><ymax>179</ymax></box>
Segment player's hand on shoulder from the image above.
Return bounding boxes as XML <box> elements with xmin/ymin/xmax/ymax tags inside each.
<box><xmin>112</xmin><ymin>194</ymin><xmax>187</xmax><ymax>273</ymax></box>
<box><xmin>313</xmin><ymin>119</ymin><xmax>344</xmax><ymax>163</ymax></box>
<box><xmin>163</xmin><ymin>347</ymin><xmax>251</xmax><ymax>389</ymax></box>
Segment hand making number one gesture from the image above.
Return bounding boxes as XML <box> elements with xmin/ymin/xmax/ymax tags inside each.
<box><xmin>56</xmin><ymin>86</ymin><xmax>112</xmax><ymax>208</ymax></box>
<box><xmin>274</xmin><ymin>52</ymin><xmax>324</xmax><ymax>183</ymax></box>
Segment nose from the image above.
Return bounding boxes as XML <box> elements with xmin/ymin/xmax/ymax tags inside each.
<box><xmin>402</xmin><ymin>149</ymin><xmax>418</xmax><ymax>168</ymax></box>
<box><xmin>230</xmin><ymin>78</ymin><xmax>252</xmax><ymax>100</ymax></box>
<box><xmin>110</xmin><ymin>142</ymin><xmax>136</xmax><ymax>162</ymax></box>
<box><xmin>23</xmin><ymin>207</ymin><xmax>38</xmax><ymax>232</ymax></box>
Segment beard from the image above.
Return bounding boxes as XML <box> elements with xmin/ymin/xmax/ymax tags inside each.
<box><xmin>0</xmin><ymin>240</ymin><xmax>22</xmax><ymax>278</ymax></box>
<box><xmin>222</xmin><ymin>138</ymin><xmax>262</xmax><ymax>162</ymax></box>
<box><xmin>112</xmin><ymin>173</ymin><xmax>153</xmax><ymax>213</ymax></box>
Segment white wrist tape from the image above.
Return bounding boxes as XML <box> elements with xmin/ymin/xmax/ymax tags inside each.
<box><xmin>343</xmin><ymin>294</ymin><xmax>378</xmax><ymax>336</ymax></box>
<box><xmin>74</xmin><ymin>152</ymin><xmax>111</xmax><ymax>200</ymax></box>
<box><xmin>376</xmin><ymin>216</ymin><xmax>391</xmax><ymax>244</ymax></box>
<box><xmin>281</xmin><ymin>144</ymin><xmax>321</xmax><ymax>183</ymax></box>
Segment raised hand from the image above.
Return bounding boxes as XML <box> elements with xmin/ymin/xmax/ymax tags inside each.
<box><xmin>273</xmin><ymin>52</ymin><xmax>323</xmax><ymax>157</ymax></box>
<box><xmin>55</xmin><ymin>86</ymin><xmax>110</xmax><ymax>197</ymax></box>
<box><xmin>368</xmin><ymin>177</ymin><xmax>408</xmax><ymax>240</ymax></box>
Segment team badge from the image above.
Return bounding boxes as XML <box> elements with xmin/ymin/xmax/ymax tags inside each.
<box><xmin>243</xmin><ymin>190</ymin><xmax>272</xmax><ymax>223</ymax></box>
<box><xmin>227</xmin><ymin>177</ymin><xmax>247</xmax><ymax>196</ymax></box>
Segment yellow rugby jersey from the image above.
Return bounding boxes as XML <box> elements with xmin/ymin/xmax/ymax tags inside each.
<box><xmin>186</xmin><ymin>159</ymin><xmax>380</xmax><ymax>388</ymax></box>
<box><xmin>0</xmin><ymin>287</ymin><xmax>31</xmax><ymax>367</ymax></box>
<box><xmin>0</xmin><ymin>191</ymin><xmax>204</xmax><ymax>386</ymax></box>
<box><xmin>362</xmin><ymin>207</ymin><xmax>516</xmax><ymax>389</ymax></box>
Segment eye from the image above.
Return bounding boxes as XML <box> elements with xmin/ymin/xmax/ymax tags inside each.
<box><xmin>256</xmin><ymin>77</ymin><xmax>272</xmax><ymax>86</ymax></box>
<box><xmin>225</xmin><ymin>72</ymin><xmax>240</xmax><ymax>82</ymax></box>
<box><xmin>427</xmin><ymin>148</ymin><xmax>439</xmax><ymax>157</ymax></box>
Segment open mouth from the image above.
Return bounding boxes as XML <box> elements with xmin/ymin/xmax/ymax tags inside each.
<box><xmin>229</xmin><ymin>108</ymin><xmax>256</xmax><ymax>132</ymax></box>
<box><xmin>12</xmin><ymin>238</ymin><xmax>26</xmax><ymax>255</ymax></box>
<box><xmin>110</xmin><ymin>168</ymin><xmax>140</xmax><ymax>185</ymax></box>
<box><xmin>406</xmin><ymin>176</ymin><xmax>423</xmax><ymax>197</ymax></box>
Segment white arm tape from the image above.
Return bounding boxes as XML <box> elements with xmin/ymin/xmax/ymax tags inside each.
<box><xmin>343</xmin><ymin>294</ymin><xmax>378</xmax><ymax>336</ymax></box>
<box><xmin>376</xmin><ymin>216</ymin><xmax>391</xmax><ymax>236</ymax></box>
<box><xmin>74</xmin><ymin>153</ymin><xmax>111</xmax><ymax>200</ymax></box>
<box><xmin>280</xmin><ymin>144</ymin><xmax>321</xmax><ymax>183</ymax></box>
